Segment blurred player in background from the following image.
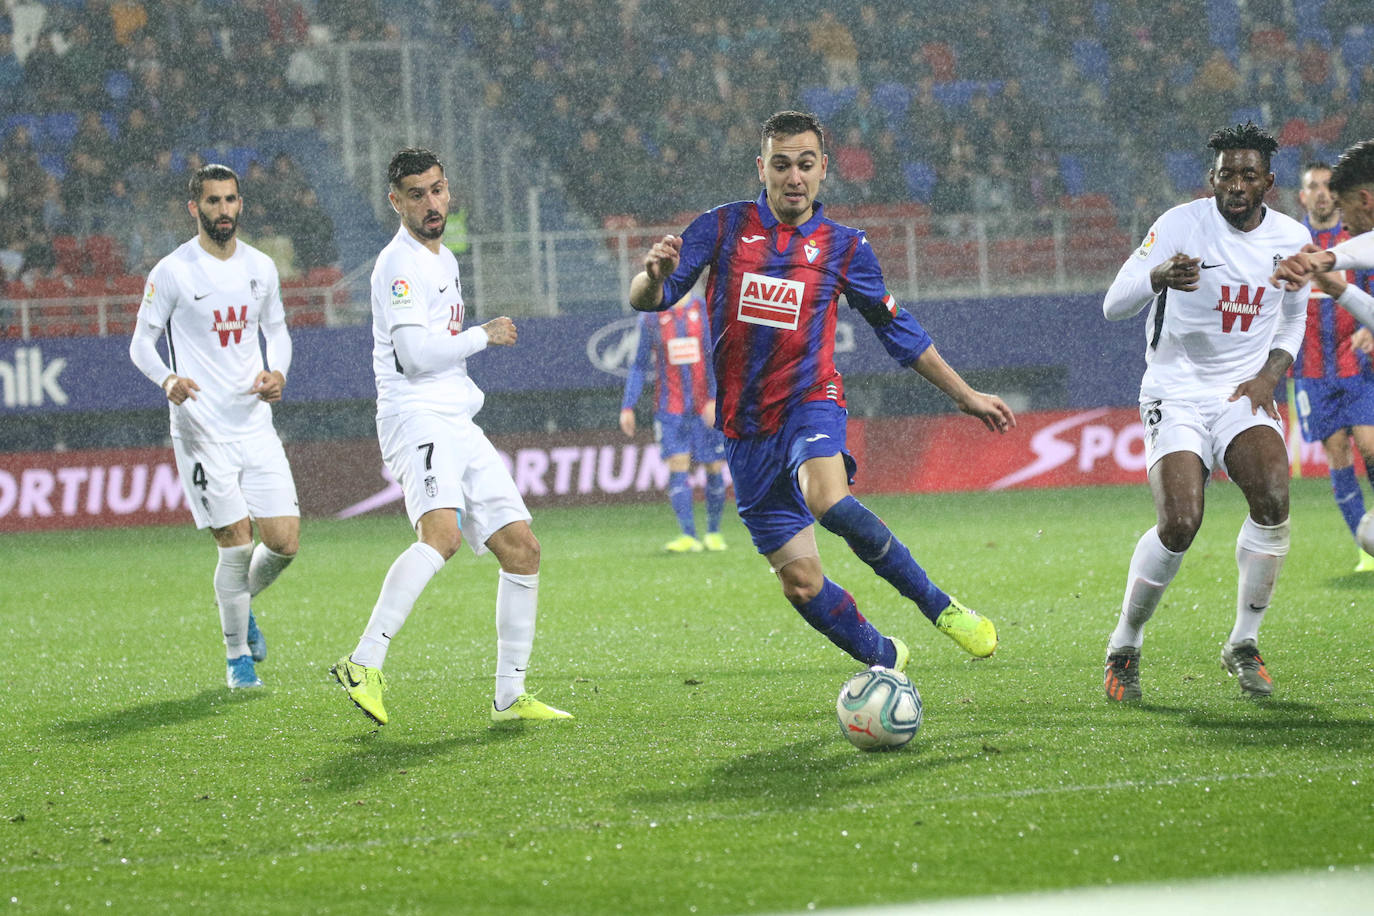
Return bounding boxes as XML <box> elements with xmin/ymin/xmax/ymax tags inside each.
<box><xmin>1293</xmin><ymin>161</ymin><xmax>1374</xmax><ymax>571</ymax></box>
<box><xmin>1102</xmin><ymin>123</ymin><xmax>1311</xmax><ymax>702</ymax></box>
<box><xmin>629</xmin><ymin>110</ymin><xmax>1014</xmax><ymax>674</ymax></box>
<box><xmin>619</xmin><ymin>290</ymin><xmax>730</xmax><ymax>553</ymax></box>
<box><xmin>1273</xmin><ymin>140</ymin><xmax>1374</xmax><ymax>558</ymax></box>
<box><xmin>331</xmin><ymin>148</ymin><xmax>570</xmax><ymax>726</ymax></box>
<box><xmin>129</xmin><ymin>163</ymin><xmax>299</xmax><ymax>690</ymax></box>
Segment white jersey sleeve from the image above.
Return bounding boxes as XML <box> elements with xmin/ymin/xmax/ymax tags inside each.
<box><xmin>1103</xmin><ymin>214</ymin><xmax>1171</xmax><ymax>320</ymax></box>
<box><xmin>371</xmin><ymin>227</ymin><xmax>487</xmax><ymax>419</ymax></box>
<box><xmin>1330</xmin><ymin>231</ymin><xmax>1374</xmax><ymax>271</ymax></box>
<box><xmin>1335</xmin><ymin>283</ymin><xmax>1374</xmax><ymax>329</ymax></box>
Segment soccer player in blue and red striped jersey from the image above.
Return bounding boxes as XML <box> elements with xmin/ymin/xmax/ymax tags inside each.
<box><xmin>1294</xmin><ymin>161</ymin><xmax>1374</xmax><ymax>570</ymax></box>
<box><xmin>620</xmin><ymin>291</ymin><xmax>730</xmax><ymax>553</ymax></box>
<box><xmin>629</xmin><ymin>110</ymin><xmax>1016</xmax><ymax>671</ymax></box>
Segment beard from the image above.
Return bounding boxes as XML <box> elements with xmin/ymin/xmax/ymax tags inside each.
<box><xmin>200</xmin><ymin>209</ymin><xmax>237</xmax><ymax>244</ymax></box>
<box><xmin>412</xmin><ymin>211</ymin><xmax>446</xmax><ymax>240</ymax></box>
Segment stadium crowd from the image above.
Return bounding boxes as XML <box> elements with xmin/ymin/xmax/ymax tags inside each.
<box><xmin>2</xmin><ymin>0</ymin><xmax>1373</xmax><ymax>293</ymax></box>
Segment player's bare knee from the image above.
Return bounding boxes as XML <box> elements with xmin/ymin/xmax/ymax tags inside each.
<box><xmin>422</xmin><ymin>530</ymin><xmax>461</xmax><ymax>561</ymax></box>
<box><xmin>1157</xmin><ymin>513</ymin><xmax>1201</xmax><ymax>552</ymax></box>
<box><xmin>776</xmin><ymin>561</ymin><xmax>822</xmax><ymax>605</ymax></box>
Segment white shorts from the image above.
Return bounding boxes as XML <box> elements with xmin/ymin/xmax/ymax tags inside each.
<box><xmin>377</xmin><ymin>410</ymin><xmax>530</xmax><ymax>556</ymax></box>
<box><xmin>172</xmin><ymin>428</ymin><xmax>300</xmax><ymax>530</ymax></box>
<box><xmin>1139</xmin><ymin>394</ymin><xmax>1283</xmax><ymax>475</ymax></box>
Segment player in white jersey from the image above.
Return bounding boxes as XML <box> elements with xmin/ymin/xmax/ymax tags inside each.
<box><xmin>1272</xmin><ymin>140</ymin><xmax>1374</xmax><ymax>557</ymax></box>
<box><xmin>1100</xmin><ymin>124</ymin><xmax>1311</xmax><ymax>702</ymax></box>
<box><xmin>129</xmin><ymin>164</ymin><xmax>299</xmax><ymax>690</ymax></box>
<box><xmin>330</xmin><ymin>148</ymin><xmax>571</xmax><ymax>726</ymax></box>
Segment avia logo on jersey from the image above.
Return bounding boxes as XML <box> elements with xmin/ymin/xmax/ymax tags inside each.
<box><xmin>1215</xmin><ymin>284</ymin><xmax>1265</xmax><ymax>332</ymax></box>
<box><xmin>211</xmin><ymin>306</ymin><xmax>249</xmax><ymax>346</ymax></box>
<box><xmin>665</xmin><ymin>336</ymin><xmax>701</xmax><ymax>365</ymax></box>
<box><xmin>738</xmin><ymin>272</ymin><xmax>804</xmax><ymax>330</ymax></box>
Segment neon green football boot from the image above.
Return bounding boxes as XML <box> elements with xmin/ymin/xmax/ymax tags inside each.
<box><xmin>702</xmin><ymin>532</ymin><xmax>728</xmax><ymax>551</ymax></box>
<box><xmin>331</xmin><ymin>655</ymin><xmax>388</xmax><ymax>725</ymax></box>
<box><xmin>664</xmin><ymin>534</ymin><xmax>704</xmax><ymax>553</ymax></box>
<box><xmin>491</xmin><ymin>693</ymin><xmax>574</xmax><ymax>722</ymax></box>
<box><xmin>890</xmin><ymin>636</ymin><xmax>910</xmax><ymax>674</ymax></box>
<box><xmin>935</xmin><ymin>599</ymin><xmax>998</xmax><ymax>658</ymax></box>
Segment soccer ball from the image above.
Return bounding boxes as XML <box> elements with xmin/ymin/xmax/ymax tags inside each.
<box><xmin>836</xmin><ymin>666</ymin><xmax>923</xmax><ymax>751</ymax></box>
<box><xmin>1358</xmin><ymin>510</ymin><xmax>1374</xmax><ymax>555</ymax></box>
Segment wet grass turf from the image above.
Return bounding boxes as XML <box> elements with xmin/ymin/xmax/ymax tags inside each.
<box><xmin>2</xmin><ymin>480</ymin><xmax>1371</xmax><ymax>913</ymax></box>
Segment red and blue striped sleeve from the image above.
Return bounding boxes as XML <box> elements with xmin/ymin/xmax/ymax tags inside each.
<box><xmin>842</xmin><ymin>233</ymin><xmax>932</xmax><ymax>366</ymax></box>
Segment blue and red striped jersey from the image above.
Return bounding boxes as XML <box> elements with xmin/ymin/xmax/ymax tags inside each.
<box><xmin>656</xmin><ymin>193</ymin><xmax>932</xmax><ymax>439</ymax></box>
<box><xmin>1296</xmin><ymin>219</ymin><xmax>1374</xmax><ymax>380</ymax></box>
<box><xmin>621</xmin><ymin>295</ymin><xmax>715</xmax><ymax>415</ymax></box>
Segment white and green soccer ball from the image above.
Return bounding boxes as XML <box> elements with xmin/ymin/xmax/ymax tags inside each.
<box><xmin>1358</xmin><ymin>510</ymin><xmax>1374</xmax><ymax>556</ymax></box>
<box><xmin>836</xmin><ymin>666</ymin><xmax>922</xmax><ymax>751</ymax></box>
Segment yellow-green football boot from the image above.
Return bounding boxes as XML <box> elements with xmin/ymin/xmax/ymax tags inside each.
<box><xmin>331</xmin><ymin>656</ymin><xmax>388</xmax><ymax>725</ymax></box>
<box><xmin>935</xmin><ymin>599</ymin><xmax>997</xmax><ymax>658</ymax></box>
<box><xmin>491</xmin><ymin>693</ymin><xmax>573</xmax><ymax>722</ymax></box>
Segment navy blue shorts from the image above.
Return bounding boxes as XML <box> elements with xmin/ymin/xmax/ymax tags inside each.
<box><xmin>1295</xmin><ymin>375</ymin><xmax>1374</xmax><ymax>443</ymax></box>
<box><xmin>725</xmin><ymin>400</ymin><xmax>855</xmax><ymax>555</ymax></box>
<box><xmin>655</xmin><ymin>411</ymin><xmax>726</xmax><ymax>464</ymax></box>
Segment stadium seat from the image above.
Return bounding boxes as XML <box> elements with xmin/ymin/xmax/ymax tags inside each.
<box><xmin>901</xmin><ymin>161</ymin><xmax>938</xmax><ymax>203</ymax></box>
<box><xmin>1342</xmin><ymin>28</ymin><xmax>1374</xmax><ymax>73</ymax></box>
<box><xmin>1058</xmin><ymin>154</ymin><xmax>1086</xmax><ymax>197</ymax></box>
<box><xmin>872</xmin><ymin>82</ymin><xmax>912</xmax><ymax>130</ymax></box>
<box><xmin>40</xmin><ymin>112</ymin><xmax>78</xmax><ymax>152</ymax></box>
<box><xmin>305</xmin><ymin>265</ymin><xmax>343</xmax><ymax>287</ymax></box>
<box><xmin>38</xmin><ymin>154</ymin><xmax>66</xmax><ymax>180</ymax></box>
<box><xmin>108</xmin><ymin>274</ymin><xmax>146</xmax><ymax>296</ymax></box>
<box><xmin>917</xmin><ymin>239</ymin><xmax>980</xmax><ymax>283</ymax></box>
<box><xmin>1230</xmin><ymin>106</ymin><xmax>1265</xmax><ymax>127</ymax></box>
<box><xmin>1064</xmin><ymin>193</ymin><xmax>1118</xmax><ymax>232</ymax></box>
<box><xmin>991</xmin><ymin>237</ymin><xmax>1057</xmax><ymax>279</ymax></box>
<box><xmin>104</xmin><ymin>70</ymin><xmax>133</xmax><ymax>104</ymax></box>
<box><xmin>52</xmin><ymin>235</ymin><xmax>82</xmax><ymax>276</ymax></box>
<box><xmin>1071</xmin><ymin>38</ymin><xmax>1110</xmax><ymax>84</ymax></box>
<box><xmin>1070</xmin><ymin>232</ymin><xmax>1131</xmax><ymax>274</ymax></box>
<box><xmin>799</xmin><ymin>87</ymin><xmax>857</xmax><ymax>121</ymax></box>
<box><xmin>70</xmin><ymin>274</ymin><xmax>108</xmax><ymax>298</ymax></box>
<box><xmin>1164</xmin><ymin>150</ymin><xmax>1205</xmax><ymax>193</ymax></box>
<box><xmin>84</xmin><ymin>235</ymin><xmax>124</xmax><ymax>276</ymax></box>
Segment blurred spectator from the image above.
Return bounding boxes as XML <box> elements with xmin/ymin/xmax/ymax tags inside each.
<box><xmin>110</xmin><ymin>0</ymin><xmax>148</xmax><ymax>47</ymax></box>
<box><xmin>63</xmin><ymin>22</ymin><xmax>113</xmax><ymax>104</ymax></box>
<box><xmin>0</xmin><ymin>34</ymin><xmax>25</xmax><ymax>112</ymax></box>
<box><xmin>972</xmin><ymin>153</ymin><xmax>1018</xmax><ymax>223</ymax></box>
<box><xmin>61</xmin><ymin>151</ymin><xmax>108</xmax><ymax>235</ymax></box>
<box><xmin>1188</xmin><ymin>47</ymin><xmax>1241</xmax><ymax>130</ymax></box>
<box><xmin>114</xmin><ymin>107</ymin><xmax>166</xmax><ymax>172</ymax></box>
<box><xmin>869</xmin><ymin>128</ymin><xmax>907</xmax><ymax>203</ymax></box>
<box><xmin>931</xmin><ymin>160</ymin><xmax>974</xmax><ymax>234</ymax></box>
<box><xmin>71</xmin><ymin>110</ymin><xmax>116</xmax><ymax>169</ymax></box>
<box><xmin>902</xmin><ymin>78</ymin><xmax>948</xmax><ymax>163</ymax></box>
<box><xmin>284</xmin><ymin>187</ymin><xmax>337</xmax><ymax>271</ymax></box>
<box><xmin>22</xmin><ymin>32</ymin><xmax>72</xmax><ymax>112</ymax></box>
<box><xmin>808</xmin><ymin>10</ymin><xmax>858</xmax><ymax>89</ymax></box>
<box><xmin>2</xmin><ymin>125</ymin><xmax>46</xmax><ymax>208</ymax></box>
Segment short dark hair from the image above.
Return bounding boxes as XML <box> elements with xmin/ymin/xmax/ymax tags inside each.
<box><xmin>1206</xmin><ymin>121</ymin><xmax>1279</xmax><ymax>172</ymax></box>
<box><xmin>761</xmin><ymin>110</ymin><xmax>825</xmax><ymax>155</ymax></box>
<box><xmin>1330</xmin><ymin>140</ymin><xmax>1374</xmax><ymax>194</ymax></box>
<box><xmin>189</xmin><ymin>163</ymin><xmax>238</xmax><ymax>200</ymax></box>
<box><xmin>388</xmin><ymin>147</ymin><xmax>443</xmax><ymax>189</ymax></box>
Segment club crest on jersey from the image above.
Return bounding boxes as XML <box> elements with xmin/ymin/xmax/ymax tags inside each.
<box><xmin>447</xmin><ymin>303</ymin><xmax>463</xmax><ymax>335</ymax></box>
<box><xmin>666</xmin><ymin>336</ymin><xmax>701</xmax><ymax>365</ymax></box>
<box><xmin>424</xmin><ymin>475</ymin><xmax>437</xmax><ymax>497</ymax></box>
<box><xmin>250</xmin><ymin>278</ymin><xmax>266</xmax><ymax>299</ymax></box>
<box><xmin>803</xmin><ymin>241</ymin><xmax>819</xmax><ymax>263</ymax></box>
<box><xmin>1215</xmin><ymin>284</ymin><xmax>1265</xmax><ymax>332</ymax></box>
<box><xmin>738</xmin><ymin>271</ymin><xmax>804</xmax><ymax>330</ymax></box>
<box><xmin>211</xmin><ymin>305</ymin><xmax>248</xmax><ymax>346</ymax></box>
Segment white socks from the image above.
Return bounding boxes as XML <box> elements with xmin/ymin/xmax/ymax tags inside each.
<box><xmin>1230</xmin><ymin>516</ymin><xmax>1289</xmax><ymax>646</ymax></box>
<box><xmin>352</xmin><ymin>542</ymin><xmax>446</xmax><ymax>669</ymax></box>
<box><xmin>495</xmin><ymin>570</ymin><xmax>539</xmax><ymax>709</ymax></box>
<box><xmin>214</xmin><ymin>543</ymin><xmax>254</xmax><ymax>659</ymax></box>
<box><xmin>1109</xmin><ymin>527</ymin><xmax>1185</xmax><ymax>650</ymax></box>
<box><xmin>249</xmin><ymin>544</ymin><xmax>295</xmax><ymax>598</ymax></box>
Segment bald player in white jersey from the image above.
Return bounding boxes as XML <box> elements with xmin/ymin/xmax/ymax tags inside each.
<box><xmin>129</xmin><ymin>163</ymin><xmax>299</xmax><ymax>690</ymax></box>
<box><xmin>330</xmin><ymin>148</ymin><xmax>571</xmax><ymax>727</ymax></box>
<box><xmin>1101</xmin><ymin>123</ymin><xmax>1312</xmax><ymax>703</ymax></box>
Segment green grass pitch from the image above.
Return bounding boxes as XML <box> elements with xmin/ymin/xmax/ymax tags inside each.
<box><xmin>2</xmin><ymin>481</ymin><xmax>1371</xmax><ymax>913</ymax></box>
